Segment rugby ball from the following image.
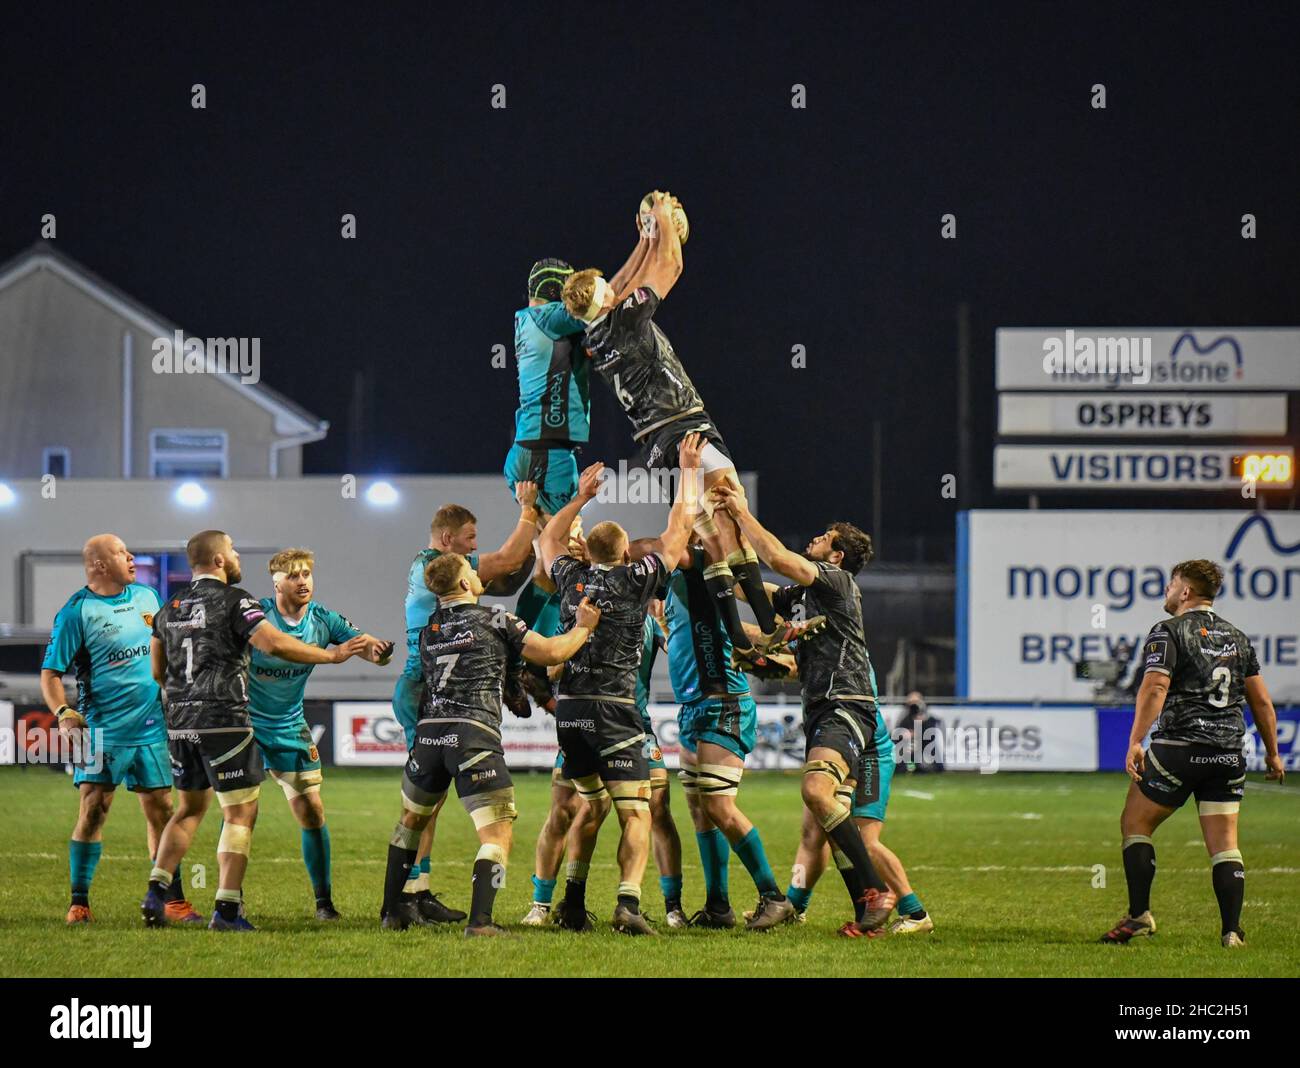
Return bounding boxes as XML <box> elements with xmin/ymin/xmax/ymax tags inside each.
<box><xmin>637</xmin><ymin>192</ymin><xmax>689</xmax><ymax>244</ymax></box>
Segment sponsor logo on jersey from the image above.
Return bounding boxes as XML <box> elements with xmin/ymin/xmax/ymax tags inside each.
<box><xmin>107</xmin><ymin>642</ymin><xmax>150</xmax><ymax>667</ymax></box>
<box><xmin>610</xmin><ymin>758</ymin><xmax>634</xmax><ymax>769</ymax></box>
<box><xmin>141</xmin><ymin>612</ymin><xmax>154</xmax><ymax>628</ymax></box>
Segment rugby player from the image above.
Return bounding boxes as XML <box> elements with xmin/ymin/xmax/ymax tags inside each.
<box><xmin>653</xmin><ymin>539</ymin><xmax>793</xmax><ymax>930</ymax></box>
<box><xmin>540</xmin><ymin>437</ymin><xmax>697</xmax><ymax>934</ymax></box>
<box><xmin>41</xmin><ymin>534</ymin><xmax>201</xmax><ymax>925</ymax></box>
<box><xmin>561</xmin><ymin>194</ymin><xmax>820</xmax><ymax>669</ymax></box>
<box><xmin>142</xmin><ymin>531</ymin><xmax>369</xmax><ymax>931</ymax></box>
<box><xmin>711</xmin><ymin>486</ymin><xmax>891</xmax><ymax>936</ymax></box>
<box><xmin>522</xmin><ymin>601</ymin><xmax>686</xmax><ymax>927</ymax></box>
<box><xmin>379</xmin><ymin>553</ymin><xmax>602</xmax><ymax>935</ymax></box>
<box><xmin>1100</xmin><ymin>560</ymin><xmax>1285</xmax><ymax>948</ymax></box>
<box><xmin>779</xmin><ymin>699</ymin><xmax>933</xmax><ymax>936</ymax></box>
<box><xmin>391</xmin><ymin>485</ymin><xmax>541</xmax><ymax>923</ymax></box>
<box><xmin>248</xmin><ymin>548</ymin><xmax>393</xmax><ymax>919</ymax></box>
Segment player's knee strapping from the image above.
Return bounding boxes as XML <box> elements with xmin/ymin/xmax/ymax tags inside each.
<box><xmin>696</xmin><ymin>762</ymin><xmax>743</xmax><ymax>798</ymax></box>
<box><xmin>463</xmin><ymin>786</ymin><xmax>518</xmax><ymax>829</ymax></box>
<box><xmin>475</xmin><ymin>841</ymin><xmax>507</xmax><ymax>883</ymax></box>
<box><xmin>218</xmin><ymin>822</ymin><xmax>253</xmax><ymax>857</ymax></box>
<box><xmin>572</xmin><ymin>773</ymin><xmax>610</xmax><ymax>805</ymax></box>
<box><xmin>609</xmin><ymin>779</ymin><xmax>651</xmax><ymax>812</ymax></box>
<box><xmin>270</xmin><ymin>768</ymin><xmax>323</xmax><ymax>800</ymax></box>
<box><xmin>834</xmin><ymin>783</ymin><xmax>854</xmax><ymax>811</ymax></box>
<box><xmin>390</xmin><ymin>821</ymin><xmax>421</xmax><ymax>850</ymax></box>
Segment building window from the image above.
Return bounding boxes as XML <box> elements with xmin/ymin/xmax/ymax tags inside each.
<box><xmin>150</xmin><ymin>429</ymin><xmax>228</xmax><ymax>478</ymax></box>
<box><xmin>42</xmin><ymin>447</ymin><xmax>71</xmax><ymax>478</ymax></box>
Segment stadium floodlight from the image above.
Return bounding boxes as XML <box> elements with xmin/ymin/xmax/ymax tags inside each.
<box><xmin>365</xmin><ymin>480</ymin><xmax>399</xmax><ymax>506</ymax></box>
<box><xmin>0</xmin><ymin>483</ymin><xmax>15</xmax><ymax>507</ymax></box>
<box><xmin>174</xmin><ymin>481</ymin><xmax>209</xmax><ymax>508</ymax></box>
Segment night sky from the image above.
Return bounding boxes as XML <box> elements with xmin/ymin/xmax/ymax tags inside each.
<box><xmin>4</xmin><ymin>3</ymin><xmax>1297</xmax><ymax>552</ymax></box>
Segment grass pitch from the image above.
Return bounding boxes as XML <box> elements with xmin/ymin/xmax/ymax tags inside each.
<box><xmin>1</xmin><ymin>766</ymin><xmax>1296</xmax><ymax>977</ymax></box>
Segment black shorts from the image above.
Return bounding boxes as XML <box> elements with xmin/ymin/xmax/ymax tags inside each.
<box><xmin>641</xmin><ymin>412</ymin><xmax>732</xmax><ymax>472</ymax></box>
<box><xmin>403</xmin><ymin>719</ymin><xmax>512</xmax><ymax>807</ymax></box>
<box><xmin>805</xmin><ymin>702</ymin><xmax>878</xmax><ymax>780</ymax></box>
<box><xmin>168</xmin><ymin>726</ymin><xmax>265</xmax><ymax>796</ymax></box>
<box><xmin>1139</xmin><ymin>740</ymin><xmax>1246</xmax><ymax>810</ymax></box>
<box><xmin>556</xmin><ymin>697</ymin><xmax>649</xmax><ymax>783</ymax></box>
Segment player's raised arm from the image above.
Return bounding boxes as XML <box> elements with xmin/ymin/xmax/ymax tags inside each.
<box><xmin>609</xmin><ymin>229</ymin><xmax>651</xmax><ymax>301</ymax></box>
<box><xmin>711</xmin><ymin>481</ymin><xmax>818</xmax><ymax>586</ymax></box>
<box><xmin>522</xmin><ymin>596</ymin><xmax>602</xmax><ymax>666</ymax></box>
<box><xmin>540</xmin><ymin>462</ymin><xmax>603</xmax><ymax>576</ymax></box>
<box><xmin>476</xmin><ymin>481</ymin><xmax>542</xmax><ymax>584</ymax></box>
<box><xmin>1244</xmin><ymin>674</ymin><xmax>1286</xmax><ymax>783</ymax></box>
<box><xmin>249</xmin><ymin>621</ymin><xmax>368</xmax><ymax>665</ymax></box>
<box><xmin>625</xmin><ymin>192</ymin><xmax>682</xmax><ymax>301</ymax></box>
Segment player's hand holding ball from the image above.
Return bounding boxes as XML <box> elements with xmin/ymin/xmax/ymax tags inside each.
<box><xmin>637</xmin><ymin>190</ymin><xmax>688</xmax><ymax>244</ymax></box>
<box><xmin>333</xmin><ymin>635</ymin><xmax>370</xmax><ymax>663</ymax></box>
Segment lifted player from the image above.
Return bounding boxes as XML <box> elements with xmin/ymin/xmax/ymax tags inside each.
<box><xmin>540</xmin><ymin>438</ymin><xmax>697</xmax><ymax>934</ymax></box>
<box><xmin>42</xmin><ymin>534</ymin><xmax>202</xmax><ymax>925</ymax></box>
<box><xmin>142</xmin><ymin>531</ymin><xmax>368</xmax><ymax>931</ymax></box>
<box><xmin>379</xmin><ymin>553</ymin><xmax>601</xmax><ymax>935</ymax></box>
<box><xmin>712</xmin><ymin>487</ymin><xmax>891</xmax><ymax>937</ymax></box>
<box><xmin>247</xmin><ymin>548</ymin><xmax>392</xmax><ymax>920</ymax></box>
<box><xmin>562</xmin><ymin>194</ymin><xmax>819</xmax><ymax>669</ymax></box>
<box><xmin>391</xmin><ymin>485</ymin><xmax>541</xmax><ymax>923</ymax></box>
<box><xmin>1101</xmin><ymin>559</ymin><xmax>1285</xmax><ymax>948</ymax></box>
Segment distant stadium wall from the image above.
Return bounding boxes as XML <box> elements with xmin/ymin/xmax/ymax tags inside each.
<box><xmin>958</xmin><ymin>510</ymin><xmax>1300</xmax><ymax>702</ymax></box>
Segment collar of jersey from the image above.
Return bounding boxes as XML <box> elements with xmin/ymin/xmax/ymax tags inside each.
<box><xmin>193</xmin><ymin>574</ymin><xmax>224</xmax><ymax>583</ymax></box>
<box><xmin>83</xmin><ymin>584</ymin><xmax>132</xmax><ymax>603</ymax></box>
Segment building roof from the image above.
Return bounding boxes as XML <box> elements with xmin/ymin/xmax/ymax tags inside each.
<box><xmin>0</xmin><ymin>242</ymin><xmax>327</xmax><ymax>436</ymax></box>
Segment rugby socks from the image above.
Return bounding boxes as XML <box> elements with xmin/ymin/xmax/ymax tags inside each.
<box><xmin>531</xmin><ymin>874</ymin><xmax>557</xmax><ymax>905</ymax></box>
<box><xmin>214</xmin><ymin>888</ymin><xmax>241</xmax><ymax>922</ymax></box>
<box><xmin>833</xmin><ymin>847</ymin><xmax>868</xmax><ymax>920</ymax></box>
<box><xmin>562</xmin><ymin>860</ymin><xmax>589</xmax><ymax>914</ymax></box>
<box><xmin>660</xmin><ymin>873</ymin><xmax>684</xmax><ymax>913</ymax></box>
<box><xmin>469</xmin><ymin>843</ymin><xmax>506</xmax><ymax>928</ymax></box>
<box><xmin>787</xmin><ymin>884</ymin><xmax>813</xmax><ymax>914</ymax></box>
<box><xmin>151</xmin><ymin>859</ymin><xmax>185</xmax><ymax>902</ymax></box>
<box><xmin>825</xmin><ymin>817</ymin><xmax>884</xmax><ymax>900</ymax></box>
<box><xmin>695</xmin><ymin>828</ymin><xmax>731</xmax><ymax>910</ymax></box>
<box><xmin>703</xmin><ymin>563</ymin><xmax>750</xmax><ymax>651</ymax></box>
<box><xmin>383</xmin><ymin>823</ymin><xmax>420</xmax><ymax>915</ymax></box>
<box><xmin>1121</xmin><ymin>835</ymin><xmax>1156</xmax><ymax>916</ymax></box>
<box><xmin>897</xmin><ymin>891</ymin><xmax>927</xmax><ymax>919</ymax></box>
<box><xmin>617</xmin><ymin>882</ymin><xmax>641</xmax><ymax>914</ymax></box>
<box><xmin>301</xmin><ymin>826</ymin><xmax>332</xmax><ymax>903</ymax></box>
<box><xmin>1210</xmin><ymin>850</ymin><xmax>1245</xmax><ymax>936</ymax></box>
<box><xmin>403</xmin><ymin>854</ymin><xmax>431</xmax><ymax>895</ymax></box>
<box><xmin>727</xmin><ymin>549</ymin><xmax>778</xmax><ymax>636</ymax></box>
<box><xmin>733</xmin><ymin>827</ymin><xmax>782</xmax><ymax>897</ymax></box>
<box><xmin>68</xmin><ymin>840</ymin><xmax>102</xmax><ymax>907</ymax></box>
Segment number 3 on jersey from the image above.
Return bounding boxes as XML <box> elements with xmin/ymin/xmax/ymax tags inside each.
<box><xmin>1208</xmin><ymin>665</ymin><xmax>1231</xmax><ymax>708</ymax></box>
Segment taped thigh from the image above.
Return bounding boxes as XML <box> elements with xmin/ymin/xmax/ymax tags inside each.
<box><xmin>215</xmin><ymin>785</ymin><xmax>261</xmax><ymax>808</ymax></box>
<box><xmin>802</xmin><ymin>758</ymin><xmax>848</xmax><ymax>785</ymax></box>
<box><xmin>463</xmin><ymin>785</ymin><xmax>518</xmax><ymax>828</ymax></box>
<box><xmin>269</xmin><ymin>767</ymin><xmax>323</xmax><ymax>800</ymax></box>
<box><xmin>402</xmin><ymin>774</ymin><xmax>448</xmax><ymax>816</ymax></box>
<box><xmin>678</xmin><ymin>767</ymin><xmax>700</xmax><ymax>796</ymax></box>
<box><xmin>572</xmin><ymin>773</ymin><xmax>610</xmax><ymax>805</ymax></box>
<box><xmin>696</xmin><ymin>762</ymin><xmax>743</xmax><ymax>798</ymax></box>
<box><xmin>609</xmin><ymin>779</ymin><xmax>651</xmax><ymax>812</ymax></box>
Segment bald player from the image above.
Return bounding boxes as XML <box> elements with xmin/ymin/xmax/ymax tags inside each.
<box><xmin>41</xmin><ymin>534</ymin><xmax>202</xmax><ymax>925</ymax></box>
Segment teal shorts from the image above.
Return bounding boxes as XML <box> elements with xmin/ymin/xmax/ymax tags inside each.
<box><xmin>851</xmin><ymin>740</ymin><xmax>896</xmax><ymax>822</ymax></box>
<box><xmin>73</xmin><ymin>737</ymin><xmax>172</xmax><ymax>791</ymax></box>
<box><xmin>678</xmin><ymin>695</ymin><xmax>757</xmax><ymax>761</ymax></box>
<box><xmin>504</xmin><ymin>443</ymin><xmax>579</xmax><ymax>517</ymax></box>
<box><xmin>392</xmin><ymin>673</ymin><xmax>424</xmax><ymax>750</ymax></box>
<box><xmin>253</xmin><ymin>714</ymin><xmax>322</xmax><ymax>774</ymax></box>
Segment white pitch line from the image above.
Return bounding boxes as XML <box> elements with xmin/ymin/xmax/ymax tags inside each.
<box><xmin>900</xmin><ymin>789</ymin><xmax>935</xmax><ymax>800</ymax></box>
